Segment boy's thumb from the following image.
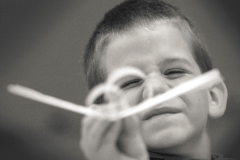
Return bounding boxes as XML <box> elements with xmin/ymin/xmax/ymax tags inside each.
<box><xmin>121</xmin><ymin>115</ymin><xmax>141</xmax><ymax>136</ymax></box>
<box><xmin>118</xmin><ymin>116</ymin><xmax>148</xmax><ymax>159</ymax></box>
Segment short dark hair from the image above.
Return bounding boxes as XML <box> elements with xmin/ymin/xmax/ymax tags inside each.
<box><xmin>84</xmin><ymin>0</ymin><xmax>212</xmax><ymax>91</ymax></box>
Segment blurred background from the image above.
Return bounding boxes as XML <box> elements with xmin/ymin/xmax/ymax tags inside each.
<box><xmin>1</xmin><ymin>0</ymin><xmax>240</xmax><ymax>159</ymax></box>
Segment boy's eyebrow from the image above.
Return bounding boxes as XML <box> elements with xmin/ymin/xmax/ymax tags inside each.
<box><xmin>159</xmin><ymin>57</ymin><xmax>193</xmax><ymax>67</ymax></box>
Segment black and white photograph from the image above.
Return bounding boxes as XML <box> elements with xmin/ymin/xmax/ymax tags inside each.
<box><xmin>1</xmin><ymin>0</ymin><xmax>240</xmax><ymax>159</ymax></box>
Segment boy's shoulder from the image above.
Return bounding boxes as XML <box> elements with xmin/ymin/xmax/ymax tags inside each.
<box><xmin>149</xmin><ymin>154</ymin><xmax>235</xmax><ymax>160</ymax></box>
<box><xmin>211</xmin><ymin>153</ymin><xmax>236</xmax><ymax>160</ymax></box>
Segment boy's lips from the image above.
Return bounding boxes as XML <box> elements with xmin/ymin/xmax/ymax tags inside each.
<box><xmin>143</xmin><ymin>107</ymin><xmax>181</xmax><ymax>120</ymax></box>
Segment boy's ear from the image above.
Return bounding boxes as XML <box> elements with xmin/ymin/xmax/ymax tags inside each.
<box><xmin>208</xmin><ymin>80</ymin><xmax>228</xmax><ymax>119</ymax></box>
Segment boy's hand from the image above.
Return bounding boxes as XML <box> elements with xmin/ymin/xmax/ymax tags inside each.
<box><xmin>80</xmin><ymin>115</ymin><xmax>149</xmax><ymax>160</ymax></box>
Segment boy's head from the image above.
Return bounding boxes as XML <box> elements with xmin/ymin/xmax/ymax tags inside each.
<box><xmin>84</xmin><ymin>0</ymin><xmax>212</xmax><ymax>91</ymax></box>
<box><xmin>83</xmin><ymin>0</ymin><xmax>228</xmax><ymax>158</ymax></box>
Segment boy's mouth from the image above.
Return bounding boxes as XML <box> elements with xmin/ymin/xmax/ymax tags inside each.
<box><xmin>143</xmin><ymin>107</ymin><xmax>181</xmax><ymax>120</ymax></box>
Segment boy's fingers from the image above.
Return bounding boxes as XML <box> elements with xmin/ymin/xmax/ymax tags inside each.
<box><xmin>84</xmin><ymin>119</ymin><xmax>122</xmax><ymax>151</ymax></box>
<box><xmin>80</xmin><ymin>115</ymin><xmax>148</xmax><ymax>160</ymax></box>
<box><xmin>81</xmin><ymin>116</ymin><xmax>97</xmax><ymax>139</ymax></box>
<box><xmin>121</xmin><ymin>115</ymin><xmax>140</xmax><ymax>136</ymax></box>
<box><xmin>88</xmin><ymin>120</ymin><xmax>113</xmax><ymax>149</ymax></box>
<box><xmin>101</xmin><ymin>120</ymin><xmax>122</xmax><ymax>146</ymax></box>
<box><xmin>80</xmin><ymin>116</ymin><xmax>96</xmax><ymax>152</ymax></box>
<box><xmin>80</xmin><ymin>118</ymin><xmax>113</xmax><ymax>156</ymax></box>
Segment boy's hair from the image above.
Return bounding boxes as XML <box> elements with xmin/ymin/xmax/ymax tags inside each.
<box><xmin>83</xmin><ymin>0</ymin><xmax>212</xmax><ymax>91</ymax></box>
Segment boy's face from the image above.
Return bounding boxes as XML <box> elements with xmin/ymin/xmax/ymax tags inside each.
<box><xmin>103</xmin><ymin>22</ymin><xmax>211</xmax><ymax>153</ymax></box>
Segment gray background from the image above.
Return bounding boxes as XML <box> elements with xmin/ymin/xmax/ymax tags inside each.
<box><xmin>1</xmin><ymin>0</ymin><xmax>240</xmax><ymax>159</ymax></box>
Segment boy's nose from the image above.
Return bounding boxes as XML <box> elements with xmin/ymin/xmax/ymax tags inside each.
<box><xmin>142</xmin><ymin>72</ymin><xmax>169</xmax><ymax>100</ymax></box>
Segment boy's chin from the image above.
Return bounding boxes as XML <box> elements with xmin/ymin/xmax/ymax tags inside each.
<box><xmin>143</xmin><ymin>128</ymin><xmax>209</xmax><ymax>157</ymax></box>
<box><xmin>145</xmin><ymin>135</ymin><xmax>187</xmax><ymax>151</ymax></box>
<box><xmin>143</xmin><ymin>128</ymin><xmax>196</xmax><ymax>153</ymax></box>
<box><xmin>146</xmin><ymin>140</ymin><xmax>188</xmax><ymax>158</ymax></box>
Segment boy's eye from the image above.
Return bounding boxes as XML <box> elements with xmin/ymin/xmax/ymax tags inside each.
<box><xmin>164</xmin><ymin>69</ymin><xmax>186</xmax><ymax>79</ymax></box>
<box><xmin>120</xmin><ymin>79</ymin><xmax>143</xmax><ymax>89</ymax></box>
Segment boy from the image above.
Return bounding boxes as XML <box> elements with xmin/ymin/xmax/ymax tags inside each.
<box><xmin>80</xmin><ymin>0</ymin><xmax>229</xmax><ymax>159</ymax></box>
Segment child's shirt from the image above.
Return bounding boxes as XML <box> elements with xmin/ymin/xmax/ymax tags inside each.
<box><xmin>149</xmin><ymin>153</ymin><xmax>235</xmax><ymax>160</ymax></box>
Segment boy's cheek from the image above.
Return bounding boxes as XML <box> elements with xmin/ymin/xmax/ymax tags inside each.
<box><xmin>180</xmin><ymin>90</ymin><xmax>210</xmax><ymax>119</ymax></box>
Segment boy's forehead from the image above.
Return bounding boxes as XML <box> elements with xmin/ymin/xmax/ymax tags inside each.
<box><xmin>106</xmin><ymin>22</ymin><xmax>192</xmax><ymax>54</ymax></box>
<box><xmin>104</xmin><ymin>23</ymin><xmax>196</xmax><ymax>73</ymax></box>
